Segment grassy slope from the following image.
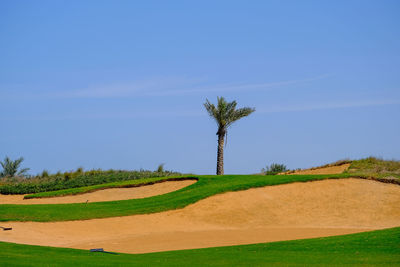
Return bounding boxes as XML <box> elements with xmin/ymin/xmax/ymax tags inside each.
<box><xmin>346</xmin><ymin>157</ymin><xmax>400</xmax><ymax>179</ymax></box>
<box><xmin>0</xmin><ymin>174</ymin><xmax>356</xmax><ymax>222</ymax></box>
<box><xmin>0</xmin><ymin>227</ymin><xmax>399</xmax><ymax>266</ymax></box>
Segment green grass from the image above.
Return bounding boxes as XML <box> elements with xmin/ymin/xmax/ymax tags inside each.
<box><xmin>0</xmin><ymin>174</ymin><xmax>357</xmax><ymax>222</ymax></box>
<box><xmin>24</xmin><ymin>176</ymin><xmax>195</xmax><ymax>199</ymax></box>
<box><xmin>0</xmin><ymin>227</ymin><xmax>399</xmax><ymax>266</ymax></box>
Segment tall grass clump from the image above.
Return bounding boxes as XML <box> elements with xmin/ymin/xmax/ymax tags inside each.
<box><xmin>262</xmin><ymin>163</ymin><xmax>288</xmax><ymax>175</ymax></box>
<box><xmin>41</xmin><ymin>170</ymin><xmax>49</xmax><ymax>178</ymax></box>
<box><xmin>157</xmin><ymin>163</ymin><xmax>165</xmax><ymax>173</ymax></box>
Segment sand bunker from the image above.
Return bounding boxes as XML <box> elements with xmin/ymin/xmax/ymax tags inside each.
<box><xmin>1</xmin><ymin>178</ymin><xmax>399</xmax><ymax>253</ymax></box>
<box><xmin>0</xmin><ymin>180</ymin><xmax>196</xmax><ymax>204</ymax></box>
<box><xmin>287</xmin><ymin>163</ymin><xmax>351</xmax><ymax>175</ymax></box>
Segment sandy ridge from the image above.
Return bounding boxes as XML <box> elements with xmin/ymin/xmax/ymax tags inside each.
<box><xmin>284</xmin><ymin>163</ymin><xmax>351</xmax><ymax>175</ymax></box>
<box><xmin>0</xmin><ymin>180</ymin><xmax>196</xmax><ymax>204</ymax></box>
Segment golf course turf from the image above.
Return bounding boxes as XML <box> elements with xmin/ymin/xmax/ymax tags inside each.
<box><xmin>0</xmin><ymin>174</ymin><xmax>361</xmax><ymax>222</ymax></box>
<box><xmin>0</xmin><ymin>227</ymin><xmax>399</xmax><ymax>266</ymax></box>
<box><xmin>0</xmin><ymin>173</ymin><xmax>399</xmax><ymax>266</ymax></box>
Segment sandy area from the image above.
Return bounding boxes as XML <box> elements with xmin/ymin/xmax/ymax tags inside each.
<box><xmin>1</xmin><ymin>178</ymin><xmax>399</xmax><ymax>254</ymax></box>
<box><xmin>0</xmin><ymin>180</ymin><xmax>196</xmax><ymax>204</ymax></box>
<box><xmin>287</xmin><ymin>163</ymin><xmax>351</xmax><ymax>175</ymax></box>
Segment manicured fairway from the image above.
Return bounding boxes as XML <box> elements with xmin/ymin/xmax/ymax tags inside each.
<box><xmin>0</xmin><ymin>227</ymin><xmax>399</xmax><ymax>266</ymax></box>
<box><xmin>0</xmin><ymin>174</ymin><xmax>357</xmax><ymax>222</ymax></box>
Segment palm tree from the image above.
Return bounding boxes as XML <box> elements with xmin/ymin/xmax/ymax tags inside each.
<box><xmin>204</xmin><ymin>97</ymin><xmax>255</xmax><ymax>175</ymax></box>
<box><xmin>0</xmin><ymin>156</ymin><xmax>30</xmax><ymax>177</ymax></box>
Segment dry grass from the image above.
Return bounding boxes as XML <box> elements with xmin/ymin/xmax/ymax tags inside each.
<box><xmin>345</xmin><ymin>157</ymin><xmax>400</xmax><ymax>179</ymax></box>
<box><xmin>281</xmin><ymin>157</ymin><xmax>400</xmax><ymax>179</ymax></box>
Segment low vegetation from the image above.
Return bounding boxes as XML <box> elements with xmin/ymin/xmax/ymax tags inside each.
<box><xmin>279</xmin><ymin>157</ymin><xmax>399</xmax><ymax>179</ymax></box>
<box><xmin>156</xmin><ymin>163</ymin><xmax>165</xmax><ymax>173</ymax></box>
<box><xmin>0</xmin><ymin>227</ymin><xmax>398</xmax><ymax>266</ymax></box>
<box><xmin>0</xmin><ymin>168</ymin><xmax>181</xmax><ymax>195</ymax></box>
<box><xmin>345</xmin><ymin>156</ymin><xmax>400</xmax><ymax>179</ymax></box>
<box><xmin>261</xmin><ymin>163</ymin><xmax>288</xmax><ymax>175</ymax></box>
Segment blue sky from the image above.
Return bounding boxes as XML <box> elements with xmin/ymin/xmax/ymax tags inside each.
<box><xmin>1</xmin><ymin>0</ymin><xmax>399</xmax><ymax>175</ymax></box>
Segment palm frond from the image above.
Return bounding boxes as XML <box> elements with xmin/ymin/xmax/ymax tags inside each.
<box><xmin>18</xmin><ymin>168</ymin><xmax>30</xmax><ymax>175</ymax></box>
<box><xmin>204</xmin><ymin>97</ymin><xmax>255</xmax><ymax>131</ymax></box>
<box><xmin>204</xmin><ymin>99</ymin><xmax>219</xmax><ymax>124</ymax></box>
<box><xmin>0</xmin><ymin>156</ymin><xmax>29</xmax><ymax>177</ymax></box>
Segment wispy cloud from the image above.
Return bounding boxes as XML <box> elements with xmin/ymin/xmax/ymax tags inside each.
<box><xmin>3</xmin><ymin>98</ymin><xmax>398</xmax><ymax>121</ymax></box>
<box><xmin>4</xmin><ymin>110</ymin><xmax>204</xmax><ymax>121</ymax></box>
<box><xmin>20</xmin><ymin>74</ymin><xmax>331</xmax><ymax>99</ymax></box>
<box><xmin>139</xmin><ymin>74</ymin><xmax>332</xmax><ymax>97</ymax></box>
<box><xmin>257</xmin><ymin>99</ymin><xmax>400</xmax><ymax>114</ymax></box>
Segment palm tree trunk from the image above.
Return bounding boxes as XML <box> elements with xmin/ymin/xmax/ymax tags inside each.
<box><xmin>216</xmin><ymin>132</ymin><xmax>225</xmax><ymax>175</ymax></box>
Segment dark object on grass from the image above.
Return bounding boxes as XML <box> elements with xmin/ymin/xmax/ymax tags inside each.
<box><xmin>90</xmin><ymin>248</ymin><xmax>118</xmax><ymax>254</ymax></box>
<box><xmin>0</xmin><ymin>226</ymin><xmax>12</xmax><ymax>231</ymax></box>
<box><xmin>90</xmin><ymin>248</ymin><xmax>104</xmax><ymax>252</ymax></box>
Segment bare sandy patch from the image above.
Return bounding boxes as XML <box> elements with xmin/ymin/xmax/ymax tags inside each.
<box><xmin>0</xmin><ymin>180</ymin><xmax>196</xmax><ymax>204</ymax></box>
<box><xmin>0</xmin><ymin>178</ymin><xmax>399</xmax><ymax>253</ymax></box>
<box><xmin>287</xmin><ymin>163</ymin><xmax>351</xmax><ymax>175</ymax></box>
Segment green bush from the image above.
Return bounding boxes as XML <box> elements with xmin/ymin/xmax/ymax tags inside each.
<box><xmin>41</xmin><ymin>170</ymin><xmax>49</xmax><ymax>178</ymax></box>
<box><xmin>262</xmin><ymin>163</ymin><xmax>288</xmax><ymax>175</ymax></box>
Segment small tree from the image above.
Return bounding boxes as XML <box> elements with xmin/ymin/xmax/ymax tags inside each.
<box><xmin>262</xmin><ymin>163</ymin><xmax>288</xmax><ymax>175</ymax></box>
<box><xmin>204</xmin><ymin>97</ymin><xmax>255</xmax><ymax>175</ymax></box>
<box><xmin>0</xmin><ymin>156</ymin><xmax>30</xmax><ymax>177</ymax></box>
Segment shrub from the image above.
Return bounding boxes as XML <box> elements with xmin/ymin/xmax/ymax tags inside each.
<box><xmin>41</xmin><ymin>170</ymin><xmax>49</xmax><ymax>178</ymax></box>
<box><xmin>262</xmin><ymin>163</ymin><xmax>288</xmax><ymax>175</ymax></box>
<box><xmin>157</xmin><ymin>163</ymin><xmax>165</xmax><ymax>173</ymax></box>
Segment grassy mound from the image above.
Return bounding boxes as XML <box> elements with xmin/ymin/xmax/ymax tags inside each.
<box><xmin>346</xmin><ymin>157</ymin><xmax>400</xmax><ymax>179</ymax></box>
<box><xmin>283</xmin><ymin>157</ymin><xmax>400</xmax><ymax>179</ymax></box>
<box><xmin>0</xmin><ymin>174</ymin><xmax>356</xmax><ymax>222</ymax></box>
<box><xmin>0</xmin><ymin>227</ymin><xmax>399</xmax><ymax>266</ymax></box>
